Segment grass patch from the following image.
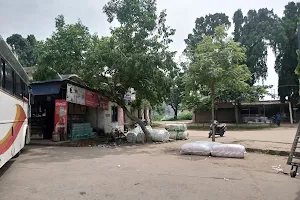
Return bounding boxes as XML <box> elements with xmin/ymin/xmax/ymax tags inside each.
<box><xmin>188</xmin><ymin>125</ymin><xmax>278</xmax><ymax>131</ymax></box>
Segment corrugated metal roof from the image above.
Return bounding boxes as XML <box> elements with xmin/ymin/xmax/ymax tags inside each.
<box><xmin>241</xmin><ymin>100</ymin><xmax>287</xmax><ymax>106</ymax></box>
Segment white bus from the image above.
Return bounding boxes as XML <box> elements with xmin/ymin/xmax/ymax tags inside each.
<box><xmin>0</xmin><ymin>35</ymin><xmax>31</xmax><ymax>168</ymax></box>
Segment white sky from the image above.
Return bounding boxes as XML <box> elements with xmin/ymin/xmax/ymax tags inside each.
<box><xmin>0</xmin><ymin>0</ymin><xmax>291</xmax><ymax>99</ymax></box>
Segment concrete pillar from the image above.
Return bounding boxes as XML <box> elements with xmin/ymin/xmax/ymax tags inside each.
<box><xmin>289</xmin><ymin>101</ymin><xmax>293</xmax><ymax>124</ymax></box>
<box><xmin>145</xmin><ymin>108</ymin><xmax>150</xmax><ymax>123</ymax></box>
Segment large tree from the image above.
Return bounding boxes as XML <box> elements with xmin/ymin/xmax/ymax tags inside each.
<box><xmin>185</xmin><ymin>13</ymin><xmax>231</xmax><ymax>53</ymax></box>
<box><xmin>271</xmin><ymin>2</ymin><xmax>300</xmax><ymax>103</ymax></box>
<box><xmin>6</xmin><ymin>34</ymin><xmax>38</xmax><ymax>67</ymax></box>
<box><xmin>33</xmin><ymin>15</ymin><xmax>93</xmax><ymax>81</ymax></box>
<box><xmin>81</xmin><ymin>0</ymin><xmax>177</xmax><ymax>142</ymax></box>
<box><xmin>185</xmin><ymin>26</ymin><xmax>251</xmax><ymax>141</ymax></box>
<box><xmin>165</xmin><ymin>71</ymin><xmax>185</xmax><ymax>120</ymax></box>
<box><xmin>232</xmin><ymin>8</ymin><xmax>279</xmax><ymax>85</ymax></box>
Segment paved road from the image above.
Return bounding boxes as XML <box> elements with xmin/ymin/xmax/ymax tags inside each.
<box><xmin>179</xmin><ymin>127</ymin><xmax>296</xmax><ymax>152</ymax></box>
<box><xmin>0</xmin><ymin>144</ymin><xmax>299</xmax><ymax>200</ymax></box>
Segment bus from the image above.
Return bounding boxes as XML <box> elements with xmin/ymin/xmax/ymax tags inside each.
<box><xmin>0</xmin><ymin>35</ymin><xmax>31</xmax><ymax>168</ymax></box>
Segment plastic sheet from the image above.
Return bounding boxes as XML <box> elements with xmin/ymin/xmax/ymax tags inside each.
<box><xmin>150</xmin><ymin>130</ymin><xmax>170</xmax><ymax>142</ymax></box>
<box><xmin>180</xmin><ymin>142</ymin><xmax>220</xmax><ymax>156</ymax></box>
<box><xmin>165</xmin><ymin>124</ymin><xmax>187</xmax><ymax>131</ymax></box>
<box><xmin>211</xmin><ymin>144</ymin><xmax>246</xmax><ymax>158</ymax></box>
<box><xmin>169</xmin><ymin>131</ymin><xmax>189</xmax><ymax>140</ymax></box>
<box><xmin>126</xmin><ymin>125</ymin><xmax>151</xmax><ymax>143</ymax></box>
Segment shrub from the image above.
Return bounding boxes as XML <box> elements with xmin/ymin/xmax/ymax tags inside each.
<box><xmin>178</xmin><ymin>112</ymin><xmax>193</xmax><ymax>120</ymax></box>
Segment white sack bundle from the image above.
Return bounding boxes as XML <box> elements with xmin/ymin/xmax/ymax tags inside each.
<box><xmin>126</xmin><ymin>126</ymin><xmax>145</xmax><ymax>143</ymax></box>
<box><xmin>165</xmin><ymin>124</ymin><xmax>187</xmax><ymax>131</ymax></box>
<box><xmin>169</xmin><ymin>131</ymin><xmax>189</xmax><ymax>140</ymax></box>
<box><xmin>180</xmin><ymin>142</ymin><xmax>220</xmax><ymax>156</ymax></box>
<box><xmin>150</xmin><ymin>129</ymin><xmax>170</xmax><ymax>142</ymax></box>
<box><xmin>211</xmin><ymin>144</ymin><xmax>246</xmax><ymax>158</ymax></box>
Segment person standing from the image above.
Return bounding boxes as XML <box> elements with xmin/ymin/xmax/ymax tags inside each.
<box><xmin>275</xmin><ymin>112</ymin><xmax>281</xmax><ymax>127</ymax></box>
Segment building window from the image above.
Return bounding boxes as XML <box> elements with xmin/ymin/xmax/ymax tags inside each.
<box><xmin>111</xmin><ymin>106</ymin><xmax>118</xmax><ymax>122</ymax></box>
<box><xmin>21</xmin><ymin>80</ymin><xmax>28</xmax><ymax>99</ymax></box>
<box><xmin>5</xmin><ymin>64</ymin><xmax>14</xmax><ymax>93</ymax></box>
<box><xmin>15</xmin><ymin>75</ymin><xmax>22</xmax><ymax>98</ymax></box>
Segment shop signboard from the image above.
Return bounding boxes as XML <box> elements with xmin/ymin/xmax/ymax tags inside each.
<box><xmin>54</xmin><ymin>100</ymin><xmax>68</xmax><ymax>139</ymax></box>
<box><xmin>66</xmin><ymin>84</ymin><xmax>85</xmax><ymax>105</ymax></box>
<box><xmin>124</xmin><ymin>88</ymin><xmax>136</xmax><ymax>101</ymax></box>
<box><xmin>85</xmin><ymin>90</ymin><xmax>98</xmax><ymax>107</ymax></box>
<box><xmin>99</xmin><ymin>95</ymin><xmax>109</xmax><ymax>110</ymax></box>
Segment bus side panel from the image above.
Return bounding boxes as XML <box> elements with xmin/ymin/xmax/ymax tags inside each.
<box><xmin>0</xmin><ymin>90</ymin><xmax>27</xmax><ymax>168</ymax></box>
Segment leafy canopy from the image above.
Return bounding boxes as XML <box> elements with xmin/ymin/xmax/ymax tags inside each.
<box><xmin>186</xmin><ymin>26</ymin><xmax>251</xmax><ymax>93</ymax></box>
<box><xmin>6</xmin><ymin>34</ymin><xmax>38</xmax><ymax>67</ymax></box>
<box><xmin>82</xmin><ymin>0</ymin><xmax>178</xmax><ymax>107</ymax></box>
<box><xmin>33</xmin><ymin>15</ymin><xmax>93</xmax><ymax>81</ymax></box>
<box><xmin>185</xmin><ymin>13</ymin><xmax>231</xmax><ymax>53</ymax></box>
<box><xmin>271</xmin><ymin>2</ymin><xmax>300</xmax><ymax>103</ymax></box>
<box><xmin>233</xmin><ymin>8</ymin><xmax>279</xmax><ymax>85</ymax></box>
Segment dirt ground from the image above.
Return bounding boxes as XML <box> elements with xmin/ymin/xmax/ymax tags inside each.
<box><xmin>0</xmin><ymin>141</ymin><xmax>300</xmax><ymax>200</ymax></box>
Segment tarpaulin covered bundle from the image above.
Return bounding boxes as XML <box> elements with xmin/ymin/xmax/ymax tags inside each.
<box><xmin>150</xmin><ymin>129</ymin><xmax>170</xmax><ymax>142</ymax></box>
<box><xmin>165</xmin><ymin>124</ymin><xmax>189</xmax><ymax>140</ymax></box>
<box><xmin>126</xmin><ymin>125</ymin><xmax>149</xmax><ymax>143</ymax></box>
<box><xmin>180</xmin><ymin>141</ymin><xmax>246</xmax><ymax>158</ymax></box>
<box><xmin>180</xmin><ymin>141</ymin><xmax>221</xmax><ymax>156</ymax></box>
<box><xmin>165</xmin><ymin>124</ymin><xmax>187</xmax><ymax>131</ymax></box>
<box><xmin>169</xmin><ymin>131</ymin><xmax>189</xmax><ymax>140</ymax></box>
<box><xmin>211</xmin><ymin>144</ymin><xmax>246</xmax><ymax>158</ymax></box>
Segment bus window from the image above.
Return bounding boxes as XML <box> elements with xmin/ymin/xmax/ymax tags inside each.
<box><xmin>5</xmin><ymin>64</ymin><xmax>14</xmax><ymax>93</ymax></box>
<box><xmin>0</xmin><ymin>58</ymin><xmax>3</xmax><ymax>87</ymax></box>
<box><xmin>15</xmin><ymin>75</ymin><xmax>22</xmax><ymax>98</ymax></box>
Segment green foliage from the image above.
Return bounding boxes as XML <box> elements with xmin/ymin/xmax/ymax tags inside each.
<box><xmin>296</xmin><ymin>50</ymin><xmax>300</xmax><ymax>75</ymax></box>
<box><xmin>233</xmin><ymin>8</ymin><xmax>279</xmax><ymax>85</ymax></box>
<box><xmin>270</xmin><ymin>2</ymin><xmax>300</xmax><ymax>103</ymax></box>
<box><xmin>165</xmin><ymin>71</ymin><xmax>185</xmax><ymax>119</ymax></box>
<box><xmin>33</xmin><ymin>15</ymin><xmax>93</xmax><ymax>81</ymax></box>
<box><xmin>32</xmin><ymin>65</ymin><xmax>58</xmax><ymax>81</ymax></box>
<box><xmin>183</xmin><ymin>91</ymin><xmax>211</xmax><ymax>111</ymax></box>
<box><xmin>185</xmin><ymin>26</ymin><xmax>251</xmax><ymax>126</ymax></box>
<box><xmin>6</xmin><ymin>34</ymin><xmax>38</xmax><ymax>67</ymax></box>
<box><xmin>186</xmin><ymin>25</ymin><xmax>251</xmax><ymax>93</ymax></box>
<box><xmin>177</xmin><ymin>112</ymin><xmax>192</xmax><ymax>120</ymax></box>
<box><xmin>160</xmin><ymin>112</ymin><xmax>192</xmax><ymax>121</ymax></box>
<box><xmin>185</xmin><ymin>13</ymin><xmax>231</xmax><ymax>53</ymax></box>
<box><xmin>152</xmin><ymin>103</ymin><xmax>165</xmax><ymax>115</ymax></box>
<box><xmin>82</xmin><ymin>0</ymin><xmax>178</xmax><ymax>108</ymax></box>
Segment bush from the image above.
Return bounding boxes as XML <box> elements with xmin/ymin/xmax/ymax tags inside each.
<box><xmin>152</xmin><ymin>114</ymin><xmax>164</xmax><ymax>121</ymax></box>
<box><xmin>178</xmin><ymin>112</ymin><xmax>193</xmax><ymax>120</ymax></box>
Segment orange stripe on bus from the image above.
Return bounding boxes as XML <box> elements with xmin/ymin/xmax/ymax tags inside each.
<box><xmin>0</xmin><ymin>104</ymin><xmax>26</xmax><ymax>154</ymax></box>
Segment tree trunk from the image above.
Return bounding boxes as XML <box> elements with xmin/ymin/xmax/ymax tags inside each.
<box><xmin>122</xmin><ymin>106</ymin><xmax>152</xmax><ymax>143</ymax></box>
<box><xmin>211</xmin><ymin>87</ymin><xmax>215</xmax><ymax>142</ymax></box>
<box><xmin>171</xmin><ymin>105</ymin><xmax>178</xmax><ymax>120</ymax></box>
<box><xmin>174</xmin><ymin>108</ymin><xmax>178</xmax><ymax>120</ymax></box>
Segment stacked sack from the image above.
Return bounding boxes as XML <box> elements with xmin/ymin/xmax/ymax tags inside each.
<box><xmin>150</xmin><ymin>129</ymin><xmax>170</xmax><ymax>142</ymax></box>
<box><xmin>165</xmin><ymin>124</ymin><xmax>189</xmax><ymax>140</ymax></box>
<box><xmin>180</xmin><ymin>141</ymin><xmax>246</xmax><ymax>158</ymax></box>
<box><xmin>126</xmin><ymin>125</ymin><xmax>146</xmax><ymax>143</ymax></box>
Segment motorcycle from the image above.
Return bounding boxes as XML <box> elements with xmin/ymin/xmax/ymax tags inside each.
<box><xmin>208</xmin><ymin>120</ymin><xmax>227</xmax><ymax>138</ymax></box>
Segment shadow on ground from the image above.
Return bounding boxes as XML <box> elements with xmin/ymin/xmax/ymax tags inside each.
<box><xmin>296</xmin><ymin>188</ymin><xmax>300</xmax><ymax>200</ymax></box>
<box><xmin>0</xmin><ymin>160</ymin><xmax>15</xmax><ymax>179</ymax></box>
<box><xmin>18</xmin><ymin>143</ymin><xmax>164</xmax><ymax>164</ymax></box>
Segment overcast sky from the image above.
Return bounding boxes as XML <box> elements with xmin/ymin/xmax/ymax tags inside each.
<box><xmin>0</xmin><ymin>0</ymin><xmax>292</xmax><ymax>98</ymax></box>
